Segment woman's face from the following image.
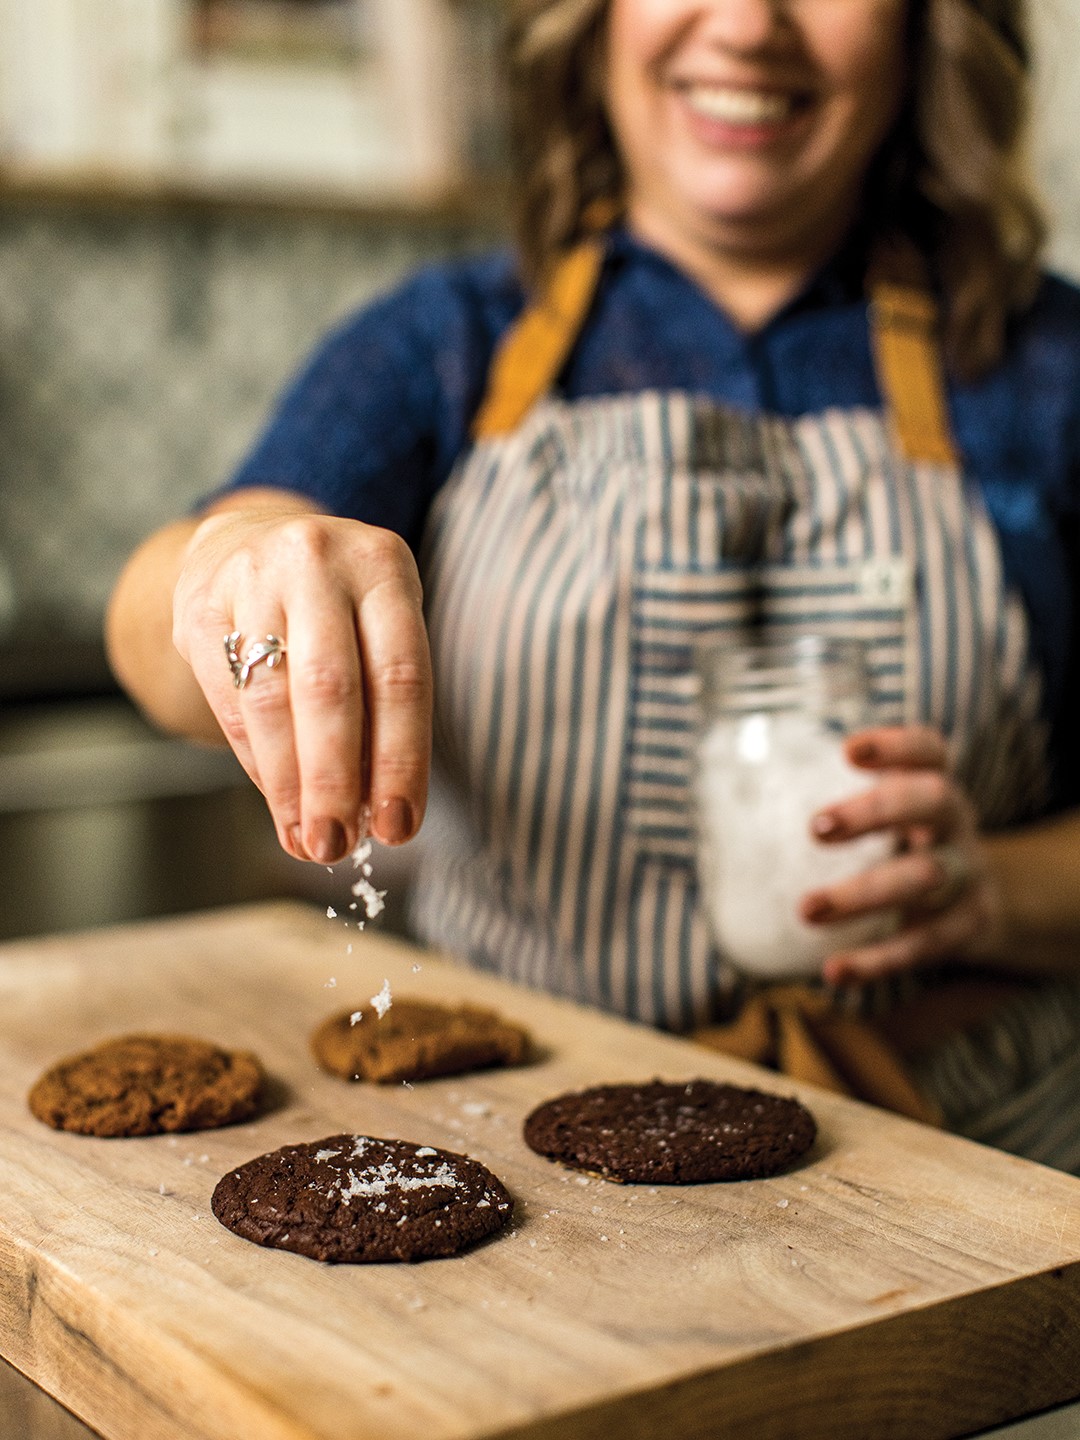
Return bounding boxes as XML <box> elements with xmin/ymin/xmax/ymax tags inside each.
<box><xmin>606</xmin><ymin>0</ymin><xmax>910</xmax><ymax>257</ymax></box>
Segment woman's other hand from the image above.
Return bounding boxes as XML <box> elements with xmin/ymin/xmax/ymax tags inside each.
<box><xmin>798</xmin><ymin>725</ymin><xmax>1003</xmax><ymax>984</ymax></box>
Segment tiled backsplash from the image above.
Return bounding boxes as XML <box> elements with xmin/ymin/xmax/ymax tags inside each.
<box><xmin>0</xmin><ymin>206</ymin><xmax>490</xmax><ymax>650</ymax></box>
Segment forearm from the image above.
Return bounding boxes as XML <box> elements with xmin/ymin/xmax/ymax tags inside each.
<box><xmin>104</xmin><ymin>487</ymin><xmax>318</xmax><ymax>745</ymax></box>
<box><xmin>980</xmin><ymin>810</ymin><xmax>1080</xmax><ymax>975</ymax></box>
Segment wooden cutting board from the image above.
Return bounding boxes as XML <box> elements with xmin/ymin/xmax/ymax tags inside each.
<box><xmin>1</xmin><ymin>902</ymin><xmax>1079</xmax><ymax>1440</ymax></box>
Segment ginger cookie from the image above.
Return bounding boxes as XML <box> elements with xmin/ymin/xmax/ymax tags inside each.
<box><xmin>310</xmin><ymin>998</ymin><xmax>530</xmax><ymax>1084</ymax></box>
<box><xmin>28</xmin><ymin>1034</ymin><xmax>265</xmax><ymax>1137</ymax></box>
<box><xmin>211</xmin><ymin>1134</ymin><xmax>514</xmax><ymax>1263</ymax></box>
<box><xmin>523</xmin><ymin>1079</ymin><xmax>816</xmax><ymax>1183</ymax></box>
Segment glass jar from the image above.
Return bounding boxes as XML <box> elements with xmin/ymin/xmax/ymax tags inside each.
<box><xmin>693</xmin><ymin>635</ymin><xmax>896</xmax><ymax>980</ymax></box>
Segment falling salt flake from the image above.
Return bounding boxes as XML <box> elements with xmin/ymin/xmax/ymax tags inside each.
<box><xmin>411</xmin><ymin>963</ymin><xmax>422</xmax><ymax>974</ymax></box>
<box><xmin>777</xmin><ymin>1198</ymin><xmax>790</xmax><ymax>1209</ymax></box>
<box><xmin>349</xmin><ymin>903</ymin><xmax>358</xmax><ymax>912</ymax></box>
<box><xmin>326</xmin><ymin>906</ymin><xmax>337</xmax><ymax>920</ymax></box>
<box><xmin>326</xmin><ymin>866</ymin><xmax>334</xmax><ymax>874</ymax></box>
<box><xmin>402</xmin><ymin>1080</ymin><xmax>414</xmax><ymax>1091</ymax></box>
<box><xmin>351</xmin><ymin>875</ymin><xmax>386</xmax><ymax>920</ymax></box>
<box><xmin>350</xmin><ymin>1011</ymin><xmax>363</xmax><ymax>1026</ymax></box>
<box><xmin>371</xmin><ymin>979</ymin><xmax>393</xmax><ymax>1018</ymax></box>
<box><xmin>324</xmin><ymin>977</ymin><xmax>338</xmax><ymax>989</ymax></box>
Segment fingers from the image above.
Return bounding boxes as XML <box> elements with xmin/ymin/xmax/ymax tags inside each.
<box><xmin>174</xmin><ymin>511</ymin><xmax>431</xmax><ymax>864</ymax></box>
<box><xmin>801</xmin><ymin>848</ymin><xmax>957</xmax><ymax>926</ymax></box>
<box><xmin>812</xmin><ymin>769</ymin><xmax>966</xmax><ymax>844</ymax></box>
<box><xmin>358</xmin><ymin>566</ymin><xmax>433</xmax><ymax>846</ymax></box>
<box><xmin>821</xmin><ymin>889</ymin><xmax>992</xmax><ymax>985</ymax></box>
<box><xmin>286</xmin><ymin>582</ymin><xmax>365</xmax><ymax>862</ymax></box>
<box><xmin>845</xmin><ymin>725</ymin><xmax>949</xmax><ymax>771</ymax></box>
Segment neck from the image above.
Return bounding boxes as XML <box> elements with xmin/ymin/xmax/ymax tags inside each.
<box><xmin>627</xmin><ymin>198</ymin><xmax>860</xmax><ymax>333</ymax></box>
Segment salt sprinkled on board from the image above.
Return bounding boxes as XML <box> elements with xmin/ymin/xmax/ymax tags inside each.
<box><xmin>324</xmin><ymin>977</ymin><xmax>337</xmax><ymax>989</ymax></box>
<box><xmin>350</xmin><ymin>1010</ymin><xmax>363</xmax><ymax>1026</ymax></box>
<box><xmin>326</xmin><ymin>906</ymin><xmax>337</xmax><ymax>920</ymax></box>
<box><xmin>371</xmin><ymin>979</ymin><xmax>393</xmax><ymax>1018</ymax></box>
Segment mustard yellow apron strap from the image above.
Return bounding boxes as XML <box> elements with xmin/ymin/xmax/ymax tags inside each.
<box><xmin>471</xmin><ymin>235</ymin><xmax>608</xmax><ymax>441</ymax></box>
<box><xmin>869</xmin><ymin>278</ymin><xmax>960</xmax><ymax>467</ymax></box>
<box><xmin>474</xmin><ymin>226</ymin><xmax>960</xmax><ymax>464</ymax></box>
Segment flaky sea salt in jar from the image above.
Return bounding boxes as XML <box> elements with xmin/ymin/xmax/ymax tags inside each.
<box><xmin>693</xmin><ymin>636</ymin><xmax>895</xmax><ymax>980</ymax></box>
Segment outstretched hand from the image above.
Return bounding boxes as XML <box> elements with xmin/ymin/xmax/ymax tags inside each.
<box><xmin>172</xmin><ymin>494</ymin><xmax>432</xmax><ymax>865</ymax></box>
<box><xmin>799</xmin><ymin>725</ymin><xmax>1003</xmax><ymax>984</ymax></box>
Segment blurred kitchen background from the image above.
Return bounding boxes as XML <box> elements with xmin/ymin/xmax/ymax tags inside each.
<box><xmin>0</xmin><ymin>0</ymin><xmax>1076</xmax><ymax>943</ymax></box>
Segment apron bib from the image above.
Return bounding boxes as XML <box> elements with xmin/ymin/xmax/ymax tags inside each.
<box><xmin>415</xmin><ymin>389</ymin><xmax>1046</xmax><ymax>1029</ymax></box>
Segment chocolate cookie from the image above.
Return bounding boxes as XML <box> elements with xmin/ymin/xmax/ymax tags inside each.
<box><xmin>523</xmin><ymin>1079</ymin><xmax>816</xmax><ymax>1183</ymax></box>
<box><xmin>311</xmin><ymin>998</ymin><xmax>531</xmax><ymax>1084</ymax></box>
<box><xmin>211</xmin><ymin>1134</ymin><xmax>514</xmax><ymax>1262</ymax></box>
<box><xmin>28</xmin><ymin>1034</ymin><xmax>265</xmax><ymax>1138</ymax></box>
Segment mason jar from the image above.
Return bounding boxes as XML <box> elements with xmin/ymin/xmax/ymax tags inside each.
<box><xmin>693</xmin><ymin>635</ymin><xmax>896</xmax><ymax>980</ymax></box>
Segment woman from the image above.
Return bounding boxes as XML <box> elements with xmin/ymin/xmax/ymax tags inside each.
<box><xmin>107</xmin><ymin>0</ymin><xmax>1080</xmax><ymax>1164</ymax></box>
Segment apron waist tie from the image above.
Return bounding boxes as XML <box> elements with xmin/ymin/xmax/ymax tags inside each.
<box><xmin>693</xmin><ymin>976</ymin><xmax>1034</xmax><ymax>1128</ymax></box>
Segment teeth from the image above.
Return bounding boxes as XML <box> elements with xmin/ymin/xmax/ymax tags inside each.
<box><xmin>683</xmin><ymin>86</ymin><xmax>794</xmax><ymax>125</ymax></box>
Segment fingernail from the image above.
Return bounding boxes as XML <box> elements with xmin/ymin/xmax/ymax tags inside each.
<box><xmin>310</xmin><ymin>818</ymin><xmax>348</xmax><ymax>864</ymax></box>
<box><xmin>812</xmin><ymin>812</ymin><xmax>840</xmax><ymax>838</ymax></box>
<box><xmin>848</xmin><ymin>739</ymin><xmax>878</xmax><ymax>764</ymax></box>
<box><xmin>803</xmin><ymin>896</ymin><xmax>834</xmax><ymax>923</ymax></box>
<box><xmin>374</xmin><ymin>797</ymin><xmax>414</xmax><ymax>845</ymax></box>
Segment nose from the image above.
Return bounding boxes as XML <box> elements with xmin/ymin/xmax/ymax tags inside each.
<box><xmin>697</xmin><ymin>0</ymin><xmax>784</xmax><ymax>52</ymax></box>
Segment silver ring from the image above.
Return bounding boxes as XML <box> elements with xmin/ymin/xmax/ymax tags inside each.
<box><xmin>923</xmin><ymin>843</ymin><xmax>972</xmax><ymax>912</ymax></box>
<box><xmin>224</xmin><ymin>631</ymin><xmax>287</xmax><ymax>690</ymax></box>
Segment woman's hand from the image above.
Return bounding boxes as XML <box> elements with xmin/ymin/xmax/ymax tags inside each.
<box><xmin>172</xmin><ymin>492</ymin><xmax>432</xmax><ymax>865</ymax></box>
<box><xmin>798</xmin><ymin>725</ymin><xmax>1003</xmax><ymax>984</ymax></box>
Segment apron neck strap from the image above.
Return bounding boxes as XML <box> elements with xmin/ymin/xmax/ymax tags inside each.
<box><xmin>472</xmin><ymin>231</ymin><xmax>959</xmax><ymax>466</ymax></box>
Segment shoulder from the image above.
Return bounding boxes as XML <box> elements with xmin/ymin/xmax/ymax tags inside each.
<box><xmin>323</xmin><ymin>249</ymin><xmax>526</xmax><ymax>368</ymax></box>
<box><xmin>1004</xmin><ymin>271</ymin><xmax>1080</xmax><ymax>383</ymax></box>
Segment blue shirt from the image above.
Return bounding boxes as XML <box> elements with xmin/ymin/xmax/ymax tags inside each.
<box><xmin>224</xmin><ymin>229</ymin><xmax>1080</xmax><ymax>811</ymax></box>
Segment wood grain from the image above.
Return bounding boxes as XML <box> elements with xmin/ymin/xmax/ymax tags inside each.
<box><xmin>0</xmin><ymin>902</ymin><xmax>1078</xmax><ymax>1440</ymax></box>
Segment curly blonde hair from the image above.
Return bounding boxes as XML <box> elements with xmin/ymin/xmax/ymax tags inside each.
<box><xmin>505</xmin><ymin>0</ymin><xmax>1045</xmax><ymax>380</ymax></box>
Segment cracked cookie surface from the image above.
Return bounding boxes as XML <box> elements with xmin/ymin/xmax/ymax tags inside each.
<box><xmin>212</xmin><ymin>1134</ymin><xmax>514</xmax><ymax>1262</ymax></box>
<box><xmin>28</xmin><ymin>1033</ymin><xmax>265</xmax><ymax>1137</ymax></box>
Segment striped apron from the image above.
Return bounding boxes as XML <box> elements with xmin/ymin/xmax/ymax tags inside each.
<box><xmin>411</xmin><ymin>235</ymin><xmax>1080</xmax><ymax>1170</ymax></box>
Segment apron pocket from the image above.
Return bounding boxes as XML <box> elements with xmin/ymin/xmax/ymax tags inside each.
<box><xmin>624</xmin><ymin>559</ymin><xmax>914</xmax><ymax>862</ymax></box>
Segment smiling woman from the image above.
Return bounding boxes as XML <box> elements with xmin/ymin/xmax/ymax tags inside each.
<box><xmin>508</xmin><ymin>0</ymin><xmax>1043</xmax><ymax>372</ymax></box>
<box><xmin>107</xmin><ymin>0</ymin><xmax>1080</xmax><ymax>1170</ymax></box>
